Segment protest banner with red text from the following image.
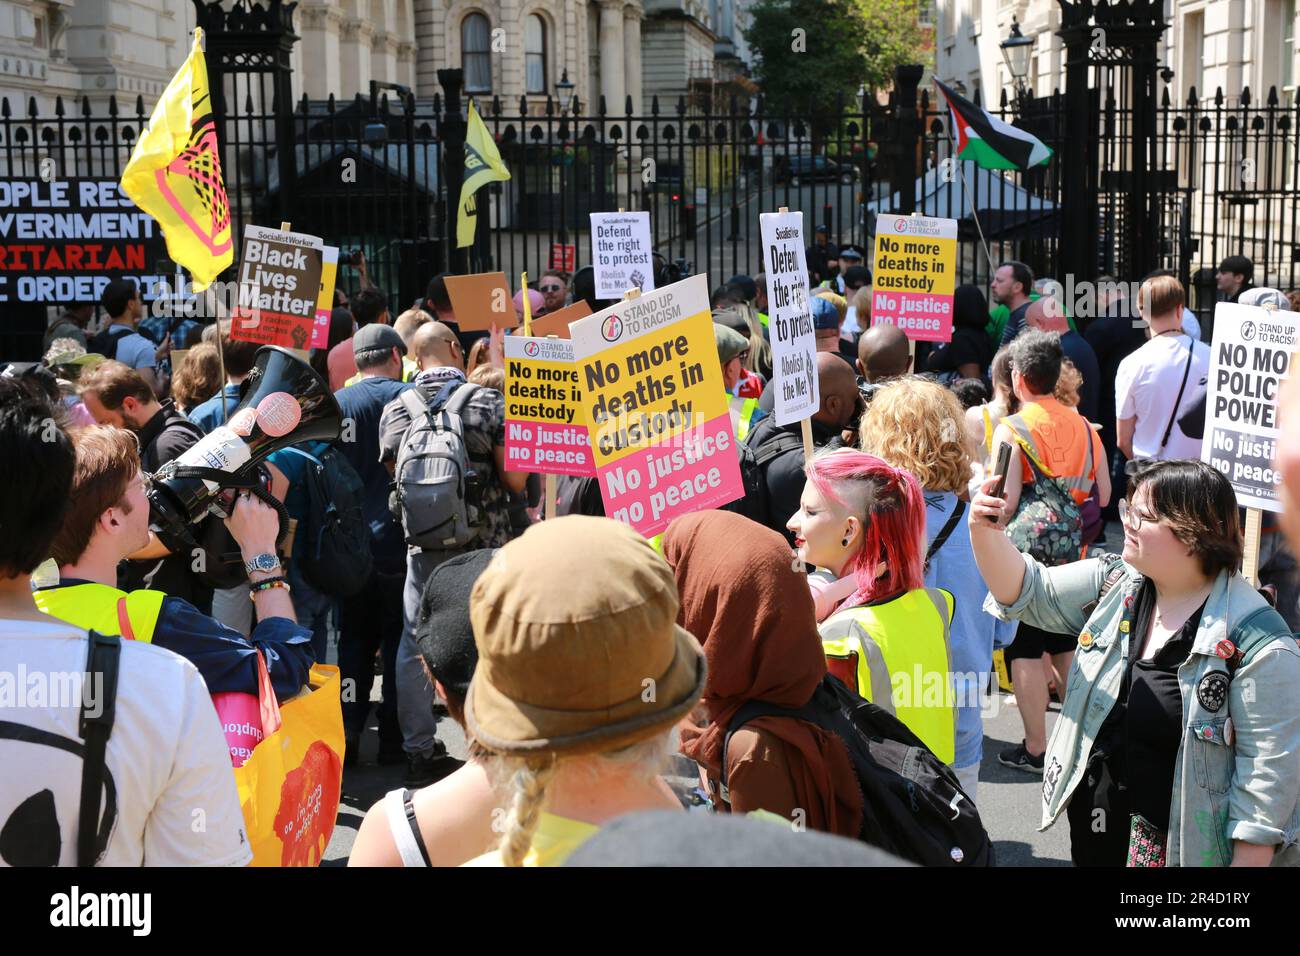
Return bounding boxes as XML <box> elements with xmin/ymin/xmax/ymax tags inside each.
<box><xmin>504</xmin><ymin>335</ymin><xmax>595</xmax><ymax>476</ymax></box>
<box><xmin>569</xmin><ymin>274</ymin><xmax>743</xmax><ymax>537</ymax></box>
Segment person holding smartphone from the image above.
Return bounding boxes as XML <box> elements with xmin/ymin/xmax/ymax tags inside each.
<box><xmin>969</xmin><ymin>458</ymin><xmax>1300</xmax><ymax>867</ymax></box>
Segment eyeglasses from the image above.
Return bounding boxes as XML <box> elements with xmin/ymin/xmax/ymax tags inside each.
<box><xmin>1117</xmin><ymin>498</ymin><xmax>1156</xmax><ymax>532</ymax></box>
<box><xmin>540</xmin><ymin>284</ymin><xmax>564</xmax><ymax>292</ymax></box>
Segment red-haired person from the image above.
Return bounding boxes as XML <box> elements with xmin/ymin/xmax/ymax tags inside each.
<box><xmin>788</xmin><ymin>449</ymin><xmax>958</xmax><ymax>767</ymax></box>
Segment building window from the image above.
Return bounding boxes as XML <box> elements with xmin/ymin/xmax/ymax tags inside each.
<box><xmin>525</xmin><ymin>14</ymin><xmax>547</xmax><ymax>94</ymax></box>
<box><xmin>462</xmin><ymin>12</ymin><xmax>492</xmax><ymax>93</ymax></box>
<box><xmin>1182</xmin><ymin>10</ymin><xmax>1204</xmax><ymax>102</ymax></box>
<box><xmin>1283</xmin><ymin>0</ymin><xmax>1296</xmax><ymax>104</ymax></box>
<box><xmin>918</xmin><ymin>0</ymin><xmax>936</xmax><ymax>28</ymax></box>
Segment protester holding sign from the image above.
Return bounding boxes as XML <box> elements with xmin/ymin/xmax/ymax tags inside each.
<box><xmin>871</xmin><ymin>214</ymin><xmax>958</xmax><ymax>343</ymax></box>
<box><xmin>972</xmin><ymin>459</ymin><xmax>1300</xmax><ymax>867</ymax></box>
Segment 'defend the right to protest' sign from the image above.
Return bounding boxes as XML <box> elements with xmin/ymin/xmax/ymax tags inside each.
<box><xmin>0</xmin><ymin>178</ymin><xmax>170</xmax><ymax>304</ymax></box>
<box><xmin>504</xmin><ymin>334</ymin><xmax>595</xmax><ymax>477</ymax></box>
<box><xmin>871</xmin><ymin>214</ymin><xmax>957</xmax><ymax>342</ymax></box>
<box><xmin>570</xmin><ymin>274</ymin><xmax>743</xmax><ymax>537</ymax></box>
<box><xmin>1201</xmin><ymin>302</ymin><xmax>1296</xmax><ymax>511</ymax></box>
<box><xmin>590</xmin><ymin>211</ymin><xmax>655</xmax><ymax>300</ymax></box>
<box><xmin>231</xmin><ymin>225</ymin><xmax>325</xmax><ymax>350</ymax></box>
<box><xmin>760</xmin><ymin>210</ymin><xmax>819</xmax><ymax>426</ymax></box>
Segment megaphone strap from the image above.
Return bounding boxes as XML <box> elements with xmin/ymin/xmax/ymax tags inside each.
<box><xmin>167</xmin><ymin>465</ymin><xmax>262</xmax><ymax>489</ymax></box>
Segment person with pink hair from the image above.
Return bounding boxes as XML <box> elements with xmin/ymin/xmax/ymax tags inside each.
<box><xmin>788</xmin><ymin>448</ymin><xmax>959</xmax><ymax>767</ymax></box>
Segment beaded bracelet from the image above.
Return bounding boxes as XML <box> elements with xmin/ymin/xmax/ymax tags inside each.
<box><xmin>249</xmin><ymin>576</ymin><xmax>290</xmax><ymax>599</ymax></box>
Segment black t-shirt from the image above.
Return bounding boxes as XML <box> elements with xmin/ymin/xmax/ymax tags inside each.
<box><xmin>1092</xmin><ymin>578</ymin><xmax>1205</xmax><ymax>831</ymax></box>
<box><xmin>926</xmin><ymin>327</ymin><xmax>993</xmax><ymax>379</ymax></box>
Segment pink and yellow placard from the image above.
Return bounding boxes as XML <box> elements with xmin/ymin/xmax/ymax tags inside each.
<box><xmin>569</xmin><ymin>274</ymin><xmax>743</xmax><ymax>537</ymax></box>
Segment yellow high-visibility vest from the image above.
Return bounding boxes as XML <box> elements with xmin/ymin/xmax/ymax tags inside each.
<box><xmin>34</xmin><ymin>582</ymin><xmax>166</xmax><ymax>643</ymax></box>
<box><xmin>819</xmin><ymin>587</ymin><xmax>957</xmax><ymax>765</ymax></box>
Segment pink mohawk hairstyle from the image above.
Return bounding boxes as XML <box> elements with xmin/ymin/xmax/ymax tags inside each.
<box><xmin>805</xmin><ymin>449</ymin><xmax>926</xmax><ymax>608</ymax></box>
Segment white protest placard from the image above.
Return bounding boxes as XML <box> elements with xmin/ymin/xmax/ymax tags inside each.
<box><xmin>1201</xmin><ymin>301</ymin><xmax>1297</xmax><ymax>511</ymax></box>
<box><xmin>760</xmin><ymin>209</ymin><xmax>819</xmax><ymax>426</ymax></box>
<box><xmin>590</xmin><ymin>211</ymin><xmax>655</xmax><ymax>299</ymax></box>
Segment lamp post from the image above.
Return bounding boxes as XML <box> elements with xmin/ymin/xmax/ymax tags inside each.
<box><xmin>1000</xmin><ymin>17</ymin><xmax>1035</xmax><ymax>110</ymax></box>
<box><xmin>556</xmin><ymin>69</ymin><xmax>575</xmax><ymax>256</ymax></box>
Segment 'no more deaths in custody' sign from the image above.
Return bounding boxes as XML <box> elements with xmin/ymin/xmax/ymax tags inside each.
<box><xmin>570</xmin><ymin>274</ymin><xmax>744</xmax><ymax>537</ymax></box>
<box><xmin>504</xmin><ymin>335</ymin><xmax>595</xmax><ymax>477</ymax></box>
<box><xmin>1201</xmin><ymin>302</ymin><xmax>1296</xmax><ymax>511</ymax></box>
<box><xmin>590</xmin><ymin>211</ymin><xmax>655</xmax><ymax>300</ymax></box>
<box><xmin>871</xmin><ymin>214</ymin><xmax>957</xmax><ymax>342</ymax></box>
<box><xmin>760</xmin><ymin>210</ymin><xmax>819</xmax><ymax>425</ymax></box>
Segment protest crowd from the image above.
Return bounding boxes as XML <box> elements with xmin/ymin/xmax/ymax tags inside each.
<box><xmin>4</xmin><ymin>240</ymin><xmax>1300</xmax><ymax>870</ymax></box>
<box><xmin>2</xmin><ymin>31</ymin><xmax>1299</xmax><ymax>872</ymax></box>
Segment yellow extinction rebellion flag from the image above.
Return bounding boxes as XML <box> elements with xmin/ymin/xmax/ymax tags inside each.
<box><xmin>457</xmin><ymin>100</ymin><xmax>511</xmax><ymax>248</ymax></box>
<box><xmin>120</xmin><ymin>27</ymin><xmax>233</xmax><ymax>290</ymax></box>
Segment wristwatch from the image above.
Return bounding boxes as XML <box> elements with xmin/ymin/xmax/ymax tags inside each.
<box><xmin>243</xmin><ymin>552</ymin><xmax>281</xmax><ymax>576</ymax></box>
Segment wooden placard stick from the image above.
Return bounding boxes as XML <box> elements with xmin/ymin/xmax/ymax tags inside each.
<box><xmin>1243</xmin><ymin>507</ymin><xmax>1263</xmax><ymax>588</ymax></box>
<box><xmin>278</xmin><ymin>220</ymin><xmax>310</xmax><ymax>362</ymax></box>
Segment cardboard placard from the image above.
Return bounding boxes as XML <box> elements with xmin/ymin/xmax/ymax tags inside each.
<box><xmin>504</xmin><ymin>335</ymin><xmax>595</xmax><ymax>477</ymax></box>
<box><xmin>309</xmin><ymin>246</ymin><xmax>338</xmax><ymax>350</ymax></box>
<box><xmin>527</xmin><ymin>299</ymin><xmax>593</xmax><ymax>339</ymax></box>
<box><xmin>444</xmin><ymin>271</ymin><xmax>517</xmax><ymax>331</ymax></box>
<box><xmin>1201</xmin><ymin>302</ymin><xmax>1295</xmax><ymax>512</ymax></box>
<box><xmin>590</xmin><ymin>211</ymin><xmax>655</xmax><ymax>300</ymax></box>
<box><xmin>871</xmin><ymin>214</ymin><xmax>958</xmax><ymax>342</ymax></box>
<box><xmin>760</xmin><ymin>209</ymin><xmax>819</xmax><ymax>426</ymax></box>
<box><xmin>231</xmin><ymin>225</ymin><xmax>325</xmax><ymax>350</ymax></box>
<box><xmin>569</xmin><ymin>274</ymin><xmax>744</xmax><ymax>537</ymax></box>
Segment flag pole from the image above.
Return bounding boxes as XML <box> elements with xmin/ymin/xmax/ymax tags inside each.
<box><xmin>955</xmin><ymin>160</ymin><xmax>995</xmax><ymax>277</ymax></box>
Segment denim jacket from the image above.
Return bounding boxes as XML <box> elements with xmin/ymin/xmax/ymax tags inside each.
<box><xmin>985</xmin><ymin>552</ymin><xmax>1300</xmax><ymax>866</ymax></box>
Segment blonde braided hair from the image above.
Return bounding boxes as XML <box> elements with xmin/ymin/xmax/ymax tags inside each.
<box><xmin>498</xmin><ymin>756</ymin><xmax>558</xmax><ymax>868</ymax></box>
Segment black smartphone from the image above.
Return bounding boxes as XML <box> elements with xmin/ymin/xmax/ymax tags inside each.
<box><xmin>992</xmin><ymin>441</ymin><xmax>1014</xmax><ymax>501</ymax></box>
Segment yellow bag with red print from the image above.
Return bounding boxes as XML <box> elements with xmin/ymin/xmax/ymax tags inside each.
<box><xmin>232</xmin><ymin>660</ymin><xmax>344</xmax><ymax>867</ymax></box>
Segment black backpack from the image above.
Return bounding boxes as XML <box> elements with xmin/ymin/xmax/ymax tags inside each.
<box><xmin>89</xmin><ymin>325</ymin><xmax>134</xmax><ymax>360</ymax></box>
<box><xmin>721</xmin><ymin>674</ymin><xmax>994</xmax><ymax>867</ymax></box>
<box><xmin>279</xmin><ymin>444</ymin><xmax>372</xmax><ymax>597</ymax></box>
<box><xmin>723</xmin><ymin>426</ymin><xmax>804</xmax><ymax>524</ymax></box>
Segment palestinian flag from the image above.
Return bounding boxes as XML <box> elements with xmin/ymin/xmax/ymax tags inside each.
<box><xmin>935</xmin><ymin>80</ymin><xmax>1053</xmax><ymax>170</ymax></box>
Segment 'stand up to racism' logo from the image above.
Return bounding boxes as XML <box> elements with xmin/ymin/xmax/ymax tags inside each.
<box><xmin>1241</xmin><ymin>320</ymin><xmax>1257</xmax><ymax>341</ymax></box>
<box><xmin>894</xmin><ymin>217</ymin><xmax>909</xmax><ymax>233</ymax></box>
<box><xmin>523</xmin><ymin>340</ymin><xmax>540</xmax><ymax>357</ymax></box>
<box><xmin>601</xmin><ymin>314</ymin><xmax>625</xmax><ymax>342</ymax></box>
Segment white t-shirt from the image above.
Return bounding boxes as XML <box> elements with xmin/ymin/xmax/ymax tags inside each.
<box><xmin>0</xmin><ymin>618</ymin><xmax>251</xmax><ymax>867</ymax></box>
<box><xmin>1115</xmin><ymin>332</ymin><xmax>1210</xmax><ymax>460</ymax></box>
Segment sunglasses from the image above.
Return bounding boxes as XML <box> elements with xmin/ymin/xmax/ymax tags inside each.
<box><xmin>540</xmin><ymin>284</ymin><xmax>564</xmax><ymax>292</ymax></box>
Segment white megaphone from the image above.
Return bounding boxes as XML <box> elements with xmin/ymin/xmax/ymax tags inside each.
<box><xmin>148</xmin><ymin>345</ymin><xmax>342</xmax><ymax>586</ymax></box>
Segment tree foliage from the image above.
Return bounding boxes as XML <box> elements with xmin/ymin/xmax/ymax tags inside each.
<box><xmin>745</xmin><ymin>0</ymin><xmax>930</xmax><ymax>123</ymax></box>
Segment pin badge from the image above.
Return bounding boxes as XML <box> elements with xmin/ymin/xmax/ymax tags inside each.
<box><xmin>1215</xmin><ymin>639</ymin><xmax>1236</xmax><ymax>660</ymax></box>
<box><xmin>1224</xmin><ymin>718</ymin><xmax>1235</xmax><ymax>747</ymax></box>
<box><xmin>1079</xmin><ymin>630</ymin><xmax>1094</xmax><ymax>648</ymax></box>
<box><xmin>1119</xmin><ymin>620</ymin><xmax>1130</xmax><ymax>634</ymax></box>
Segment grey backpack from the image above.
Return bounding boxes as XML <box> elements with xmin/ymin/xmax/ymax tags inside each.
<box><xmin>394</xmin><ymin>384</ymin><xmax>483</xmax><ymax>551</ymax></box>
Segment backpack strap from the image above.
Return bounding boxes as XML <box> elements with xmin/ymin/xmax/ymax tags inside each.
<box><xmin>443</xmin><ymin>381</ymin><xmax>482</xmax><ymax>418</ymax></box>
<box><xmin>718</xmin><ymin>694</ymin><xmax>823</xmax><ymax>805</ymax></box>
<box><xmin>78</xmin><ymin>631</ymin><xmax>121</xmax><ymax>867</ymax></box>
<box><xmin>924</xmin><ymin>499</ymin><xmax>965</xmax><ymax>573</ymax></box>
<box><xmin>751</xmin><ymin>429</ymin><xmax>804</xmax><ymax>468</ymax></box>
<box><xmin>1157</xmin><ymin>335</ymin><xmax>1196</xmax><ymax>456</ymax></box>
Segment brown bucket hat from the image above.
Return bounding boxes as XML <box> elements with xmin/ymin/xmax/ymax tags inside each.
<box><xmin>465</xmin><ymin>515</ymin><xmax>707</xmax><ymax>757</ymax></box>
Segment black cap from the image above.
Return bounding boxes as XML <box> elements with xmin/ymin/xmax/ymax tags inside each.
<box><xmin>844</xmin><ymin>265</ymin><xmax>871</xmax><ymax>288</ymax></box>
<box><xmin>414</xmin><ymin>549</ymin><xmax>498</xmax><ymax>698</ymax></box>
<box><xmin>815</xmin><ymin>224</ymin><xmax>830</xmax><ymax>234</ymax></box>
<box><xmin>725</xmin><ymin>274</ymin><xmax>757</xmax><ymax>302</ymax></box>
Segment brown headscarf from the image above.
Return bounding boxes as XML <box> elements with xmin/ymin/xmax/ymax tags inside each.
<box><xmin>662</xmin><ymin>511</ymin><xmax>864</xmax><ymax>839</ymax></box>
